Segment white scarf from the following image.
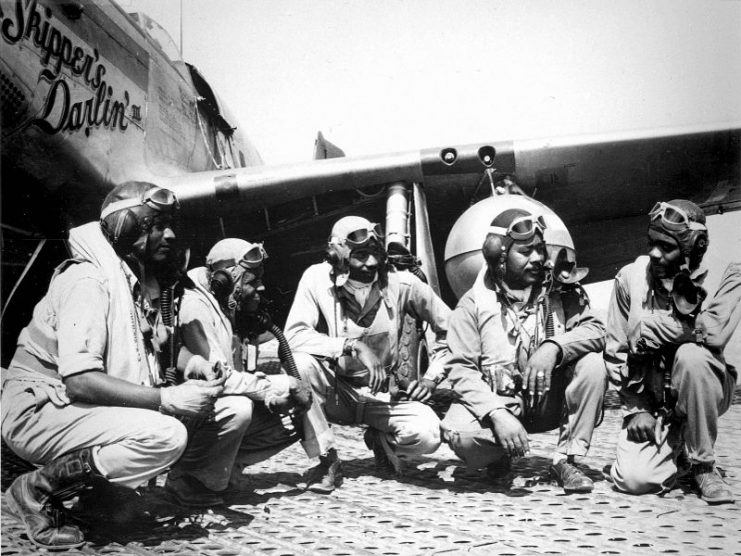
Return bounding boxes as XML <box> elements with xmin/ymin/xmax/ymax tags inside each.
<box><xmin>344</xmin><ymin>275</ymin><xmax>377</xmax><ymax>308</ymax></box>
<box><xmin>67</xmin><ymin>222</ymin><xmax>156</xmax><ymax>385</ymax></box>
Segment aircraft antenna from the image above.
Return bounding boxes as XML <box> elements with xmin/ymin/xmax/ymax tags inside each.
<box><xmin>179</xmin><ymin>0</ymin><xmax>183</xmax><ymax>56</ymax></box>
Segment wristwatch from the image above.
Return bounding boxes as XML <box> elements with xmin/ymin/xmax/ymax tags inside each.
<box><xmin>343</xmin><ymin>338</ymin><xmax>359</xmax><ymax>357</ymax></box>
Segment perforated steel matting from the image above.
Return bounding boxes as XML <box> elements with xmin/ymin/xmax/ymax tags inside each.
<box><xmin>2</xmin><ymin>388</ymin><xmax>740</xmax><ymax>555</ymax></box>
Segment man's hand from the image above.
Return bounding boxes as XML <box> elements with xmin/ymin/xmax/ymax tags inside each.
<box><xmin>404</xmin><ymin>379</ymin><xmax>436</xmax><ymax>402</ymax></box>
<box><xmin>626</xmin><ymin>412</ymin><xmax>657</xmax><ymax>444</ymax></box>
<box><xmin>489</xmin><ymin>408</ymin><xmax>529</xmax><ymax>457</ymax></box>
<box><xmin>628</xmin><ymin>316</ymin><xmax>695</xmax><ymax>355</ymax></box>
<box><xmin>522</xmin><ymin>342</ymin><xmax>560</xmax><ymax>409</ymax></box>
<box><xmin>183</xmin><ymin>354</ymin><xmax>222</xmax><ymax>381</ymax></box>
<box><xmin>160</xmin><ymin>375</ymin><xmax>226</xmax><ymax>417</ymax></box>
<box><xmin>266</xmin><ymin>376</ymin><xmax>313</xmax><ymax>416</ymax></box>
<box><xmin>354</xmin><ymin>341</ymin><xmax>386</xmax><ymax>393</ymax></box>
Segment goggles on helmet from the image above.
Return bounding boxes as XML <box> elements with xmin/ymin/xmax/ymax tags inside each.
<box><xmin>343</xmin><ymin>223</ymin><xmax>384</xmax><ymax>247</ymax></box>
<box><xmin>489</xmin><ymin>214</ymin><xmax>547</xmax><ymax>241</ymax></box>
<box><xmin>143</xmin><ymin>187</ymin><xmax>180</xmax><ymax>211</ymax></box>
<box><xmin>100</xmin><ymin>187</ymin><xmax>180</xmax><ymax>220</ymax></box>
<box><xmin>238</xmin><ymin>243</ymin><xmax>268</xmax><ymax>269</ymax></box>
<box><xmin>649</xmin><ymin>202</ymin><xmax>706</xmax><ymax>232</ymax></box>
<box><xmin>211</xmin><ymin>243</ymin><xmax>267</xmax><ymax>272</ymax></box>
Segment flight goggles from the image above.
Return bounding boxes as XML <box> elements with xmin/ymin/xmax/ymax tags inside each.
<box><xmin>237</xmin><ymin>243</ymin><xmax>268</xmax><ymax>269</ymax></box>
<box><xmin>100</xmin><ymin>187</ymin><xmax>180</xmax><ymax>219</ymax></box>
<box><xmin>212</xmin><ymin>244</ymin><xmax>268</xmax><ymax>272</ymax></box>
<box><xmin>343</xmin><ymin>223</ymin><xmax>384</xmax><ymax>247</ymax></box>
<box><xmin>489</xmin><ymin>214</ymin><xmax>547</xmax><ymax>241</ymax></box>
<box><xmin>649</xmin><ymin>202</ymin><xmax>706</xmax><ymax>232</ymax></box>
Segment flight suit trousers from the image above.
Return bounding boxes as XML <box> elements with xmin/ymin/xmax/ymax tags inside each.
<box><xmin>442</xmin><ymin>352</ymin><xmax>607</xmax><ymax>469</ymax></box>
<box><xmin>1</xmin><ymin>379</ymin><xmax>188</xmax><ymax>489</ymax></box>
<box><xmin>293</xmin><ymin>351</ymin><xmax>442</xmax><ymax>456</ymax></box>
<box><xmin>610</xmin><ymin>343</ymin><xmax>736</xmax><ymax>495</ymax></box>
<box><xmin>169</xmin><ymin>395</ymin><xmax>300</xmax><ymax>492</ymax></box>
<box><xmin>169</xmin><ymin>355</ymin><xmax>338</xmax><ymax>492</ymax></box>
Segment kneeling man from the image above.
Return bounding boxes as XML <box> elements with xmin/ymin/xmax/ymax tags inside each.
<box><xmin>441</xmin><ymin>208</ymin><xmax>607</xmax><ymax>493</ymax></box>
<box><xmin>605</xmin><ymin>199</ymin><xmax>737</xmax><ymax>504</ymax></box>
<box><xmin>285</xmin><ymin>216</ymin><xmax>449</xmax><ymax>488</ymax></box>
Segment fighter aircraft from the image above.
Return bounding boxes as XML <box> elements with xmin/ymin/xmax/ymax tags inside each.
<box><xmin>2</xmin><ymin>0</ymin><xmax>740</xmax><ymax>369</ymax></box>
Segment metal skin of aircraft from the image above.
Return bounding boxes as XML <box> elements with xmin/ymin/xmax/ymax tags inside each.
<box><xmin>1</xmin><ymin>0</ymin><xmax>740</xmax><ymax>370</ymax></box>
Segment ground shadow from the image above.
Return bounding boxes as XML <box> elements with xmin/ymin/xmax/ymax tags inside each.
<box><xmin>336</xmin><ymin>452</ymin><xmax>606</xmax><ymax>499</ymax></box>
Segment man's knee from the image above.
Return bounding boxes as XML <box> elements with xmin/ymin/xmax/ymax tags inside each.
<box><xmin>672</xmin><ymin>343</ymin><xmax>723</xmax><ymax>392</ymax></box>
<box><xmin>114</xmin><ymin>412</ymin><xmax>188</xmax><ymax>466</ymax></box>
<box><xmin>217</xmin><ymin>395</ymin><xmax>254</xmax><ymax>431</ymax></box>
<box><xmin>292</xmin><ymin>352</ymin><xmax>326</xmax><ymax>385</ymax></box>
<box><xmin>673</xmin><ymin>343</ymin><xmax>716</xmax><ymax>377</ymax></box>
<box><xmin>145</xmin><ymin>414</ymin><xmax>189</xmax><ymax>464</ymax></box>
<box><xmin>573</xmin><ymin>352</ymin><xmax>608</xmax><ymax>388</ymax></box>
<box><xmin>610</xmin><ymin>459</ymin><xmax>674</xmax><ymax>495</ymax></box>
<box><xmin>398</xmin><ymin>425</ymin><xmax>440</xmax><ymax>454</ymax></box>
<box><xmin>292</xmin><ymin>351</ymin><xmax>319</xmax><ymax>373</ymax></box>
<box><xmin>396</xmin><ymin>407</ymin><xmax>441</xmax><ymax>454</ymax></box>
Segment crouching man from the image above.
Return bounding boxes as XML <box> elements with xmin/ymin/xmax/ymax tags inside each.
<box><xmin>1</xmin><ymin>182</ymin><xmax>223</xmax><ymax>549</ymax></box>
<box><xmin>166</xmin><ymin>238</ymin><xmax>318</xmax><ymax>506</ymax></box>
<box><xmin>440</xmin><ymin>208</ymin><xmax>607</xmax><ymax>493</ymax></box>
<box><xmin>605</xmin><ymin>199</ymin><xmax>737</xmax><ymax>504</ymax></box>
<box><xmin>285</xmin><ymin>216</ymin><xmax>449</xmax><ymax>489</ymax></box>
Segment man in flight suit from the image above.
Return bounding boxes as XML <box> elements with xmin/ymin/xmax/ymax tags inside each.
<box><xmin>439</xmin><ymin>208</ymin><xmax>607</xmax><ymax>493</ymax></box>
<box><xmin>167</xmin><ymin>238</ymin><xmax>317</xmax><ymax>506</ymax></box>
<box><xmin>605</xmin><ymin>199</ymin><xmax>737</xmax><ymax>504</ymax></box>
<box><xmin>285</xmin><ymin>216</ymin><xmax>450</xmax><ymax>491</ymax></box>
<box><xmin>1</xmin><ymin>182</ymin><xmax>223</xmax><ymax>549</ymax></box>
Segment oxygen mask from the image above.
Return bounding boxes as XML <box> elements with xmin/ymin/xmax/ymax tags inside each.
<box><xmin>670</xmin><ymin>271</ymin><xmax>706</xmax><ymax>316</ymax></box>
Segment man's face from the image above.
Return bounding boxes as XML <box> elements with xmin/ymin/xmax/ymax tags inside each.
<box><xmin>648</xmin><ymin>228</ymin><xmax>683</xmax><ymax>279</ymax></box>
<box><xmin>348</xmin><ymin>243</ymin><xmax>382</xmax><ymax>283</ymax></box>
<box><xmin>235</xmin><ymin>265</ymin><xmax>265</xmax><ymax>314</ymax></box>
<box><xmin>503</xmin><ymin>235</ymin><xmax>546</xmax><ymax>289</ymax></box>
<box><xmin>133</xmin><ymin>211</ymin><xmax>177</xmax><ymax>265</ymax></box>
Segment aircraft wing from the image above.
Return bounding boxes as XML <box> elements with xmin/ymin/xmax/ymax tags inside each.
<box><xmin>155</xmin><ymin>122</ymin><xmax>739</xmax><ymax>318</ymax></box>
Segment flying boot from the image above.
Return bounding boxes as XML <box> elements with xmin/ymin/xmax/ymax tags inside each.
<box><xmin>692</xmin><ymin>462</ymin><xmax>735</xmax><ymax>504</ymax></box>
<box><xmin>364</xmin><ymin>427</ymin><xmax>403</xmax><ymax>475</ymax></box>
<box><xmin>5</xmin><ymin>447</ymin><xmax>99</xmax><ymax>550</ymax></box>
<box><xmin>303</xmin><ymin>448</ymin><xmax>343</xmax><ymax>493</ymax></box>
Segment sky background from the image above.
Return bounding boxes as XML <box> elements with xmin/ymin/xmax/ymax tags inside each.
<box><xmin>121</xmin><ymin>0</ymin><xmax>741</xmax><ymax>165</ymax></box>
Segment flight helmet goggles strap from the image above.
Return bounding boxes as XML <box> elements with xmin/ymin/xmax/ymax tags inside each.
<box><xmin>210</xmin><ymin>245</ymin><xmax>267</xmax><ymax>274</ymax></box>
<box><xmin>343</xmin><ymin>222</ymin><xmax>384</xmax><ymax>247</ymax></box>
<box><xmin>489</xmin><ymin>214</ymin><xmax>547</xmax><ymax>241</ymax></box>
<box><xmin>100</xmin><ymin>187</ymin><xmax>180</xmax><ymax>220</ymax></box>
<box><xmin>649</xmin><ymin>202</ymin><xmax>706</xmax><ymax>232</ymax></box>
<box><xmin>238</xmin><ymin>243</ymin><xmax>268</xmax><ymax>269</ymax></box>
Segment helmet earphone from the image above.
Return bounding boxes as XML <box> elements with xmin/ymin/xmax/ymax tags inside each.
<box><xmin>100</xmin><ymin>208</ymin><xmax>154</xmax><ymax>254</ymax></box>
<box><xmin>481</xmin><ymin>234</ymin><xmax>510</xmax><ymax>279</ymax></box>
<box><xmin>209</xmin><ymin>260</ymin><xmax>238</xmax><ymax>302</ymax></box>
<box><xmin>325</xmin><ymin>236</ymin><xmax>388</xmax><ymax>273</ymax></box>
<box><xmin>648</xmin><ymin>199</ymin><xmax>709</xmax><ymax>271</ymax></box>
<box><xmin>100</xmin><ymin>183</ymin><xmax>178</xmax><ymax>256</ymax></box>
<box><xmin>687</xmin><ymin>229</ymin><xmax>709</xmax><ymax>271</ymax></box>
<box><xmin>325</xmin><ymin>239</ymin><xmax>346</xmax><ymax>270</ymax></box>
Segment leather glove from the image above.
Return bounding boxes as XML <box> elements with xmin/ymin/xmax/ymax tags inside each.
<box><xmin>160</xmin><ymin>376</ymin><xmax>225</xmax><ymax>417</ymax></box>
<box><xmin>184</xmin><ymin>354</ymin><xmax>222</xmax><ymax>381</ymax></box>
<box><xmin>265</xmin><ymin>376</ymin><xmax>313</xmax><ymax>416</ymax></box>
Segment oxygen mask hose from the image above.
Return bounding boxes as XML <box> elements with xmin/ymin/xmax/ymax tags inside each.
<box><xmin>160</xmin><ymin>285</ymin><xmax>180</xmax><ymax>386</ymax></box>
<box><xmin>251</xmin><ymin>312</ymin><xmax>308</xmax><ymax>440</ymax></box>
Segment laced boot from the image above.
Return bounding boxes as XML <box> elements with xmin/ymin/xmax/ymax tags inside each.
<box><xmin>165</xmin><ymin>473</ymin><xmax>225</xmax><ymax>507</ymax></box>
<box><xmin>485</xmin><ymin>456</ymin><xmax>512</xmax><ymax>481</ymax></box>
<box><xmin>364</xmin><ymin>428</ymin><xmax>403</xmax><ymax>475</ymax></box>
<box><xmin>550</xmin><ymin>459</ymin><xmax>594</xmax><ymax>493</ymax></box>
<box><xmin>226</xmin><ymin>464</ymin><xmax>253</xmax><ymax>495</ymax></box>
<box><xmin>303</xmin><ymin>448</ymin><xmax>343</xmax><ymax>493</ymax></box>
<box><xmin>692</xmin><ymin>462</ymin><xmax>735</xmax><ymax>504</ymax></box>
<box><xmin>75</xmin><ymin>476</ymin><xmax>179</xmax><ymax>528</ymax></box>
<box><xmin>5</xmin><ymin>447</ymin><xmax>97</xmax><ymax>550</ymax></box>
